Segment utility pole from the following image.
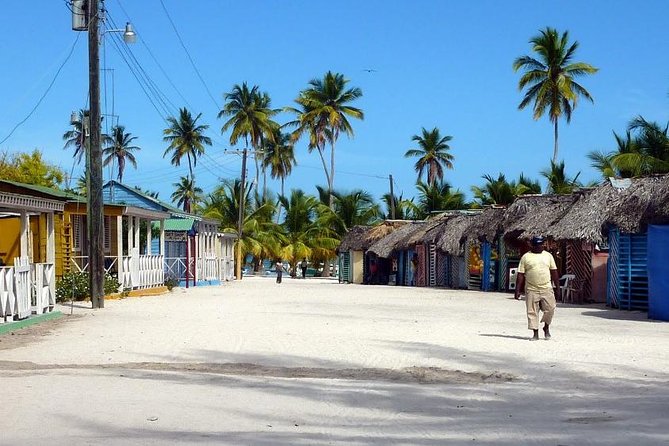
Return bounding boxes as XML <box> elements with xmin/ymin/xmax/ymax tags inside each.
<box><xmin>236</xmin><ymin>148</ymin><xmax>248</xmax><ymax>280</ymax></box>
<box><xmin>87</xmin><ymin>0</ymin><xmax>105</xmax><ymax>308</ymax></box>
<box><xmin>389</xmin><ymin>174</ymin><xmax>396</xmax><ymax>219</ymax></box>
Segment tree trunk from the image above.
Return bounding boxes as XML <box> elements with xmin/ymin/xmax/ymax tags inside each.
<box><xmin>553</xmin><ymin>120</ymin><xmax>559</xmax><ymax>164</ymax></box>
<box><xmin>329</xmin><ymin>139</ymin><xmax>336</xmax><ymax>209</ymax></box>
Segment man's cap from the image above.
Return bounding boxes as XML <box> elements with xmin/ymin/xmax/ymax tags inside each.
<box><xmin>531</xmin><ymin>236</ymin><xmax>545</xmax><ymax>245</ymax></box>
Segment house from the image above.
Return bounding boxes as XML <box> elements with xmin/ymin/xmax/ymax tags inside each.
<box><xmin>367</xmin><ymin>221</ymin><xmax>425</xmax><ymax>286</ymax></box>
<box><xmin>103</xmin><ymin>180</ymin><xmax>234</xmax><ymax>286</ymax></box>
<box><xmin>0</xmin><ymin>181</ymin><xmax>68</xmax><ymax>321</ymax></box>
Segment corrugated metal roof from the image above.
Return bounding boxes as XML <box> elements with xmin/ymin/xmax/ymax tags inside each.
<box><xmin>157</xmin><ymin>218</ymin><xmax>195</xmax><ymax>231</ymax></box>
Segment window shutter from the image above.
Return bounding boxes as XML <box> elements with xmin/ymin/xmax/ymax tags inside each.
<box><xmin>104</xmin><ymin>216</ymin><xmax>111</xmax><ymax>253</ymax></box>
<box><xmin>72</xmin><ymin>215</ymin><xmax>81</xmax><ymax>252</ymax></box>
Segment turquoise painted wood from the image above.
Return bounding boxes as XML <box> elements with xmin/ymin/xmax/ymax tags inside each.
<box><xmin>607</xmin><ymin>228</ymin><xmax>648</xmax><ymax>311</ymax></box>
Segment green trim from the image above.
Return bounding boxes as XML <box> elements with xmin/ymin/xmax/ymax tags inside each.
<box><xmin>0</xmin><ymin>311</ymin><xmax>63</xmax><ymax>336</ymax></box>
<box><xmin>0</xmin><ymin>180</ymin><xmax>83</xmax><ymax>201</ymax></box>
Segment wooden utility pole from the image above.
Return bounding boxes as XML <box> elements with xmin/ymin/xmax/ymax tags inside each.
<box><xmin>236</xmin><ymin>148</ymin><xmax>248</xmax><ymax>280</ymax></box>
<box><xmin>389</xmin><ymin>174</ymin><xmax>396</xmax><ymax>219</ymax></box>
<box><xmin>87</xmin><ymin>0</ymin><xmax>105</xmax><ymax>308</ymax></box>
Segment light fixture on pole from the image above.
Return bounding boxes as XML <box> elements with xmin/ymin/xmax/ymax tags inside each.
<box><xmin>71</xmin><ymin>0</ymin><xmax>135</xmax><ymax>309</ymax></box>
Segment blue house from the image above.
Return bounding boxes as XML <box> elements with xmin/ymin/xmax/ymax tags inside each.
<box><xmin>103</xmin><ymin>181</ymin><xmax>235</xmax><ymax>286</ymax></box>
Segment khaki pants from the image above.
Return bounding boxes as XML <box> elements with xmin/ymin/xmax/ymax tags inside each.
<box><xmin>526</xmin><ymin>288</ymin><xmax>556</xmax><ymax>330</ymax></box>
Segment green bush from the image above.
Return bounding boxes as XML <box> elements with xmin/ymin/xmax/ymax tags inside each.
<box><xmin>164</xmin><ymin>276</ymin><xmax>179</xmax><ymax>291</ymax></box>
<box><xmin>56</xmin><ymin>272</ymin><xmax>121</xmax><ymax>303</ymax></box>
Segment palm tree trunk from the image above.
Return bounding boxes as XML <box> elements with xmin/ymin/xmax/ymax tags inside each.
<box><xmin>276</xmin><ymin>177</ymin><xmax>285</xmax><ymax>224</ymax></box>
<box><xmin>553</xmin><ymin>120</ymin><xmax>559</xmax><ymax>163</ymax></box>
<box><xmin>329</xmin><ymin>139</ymin><xmax>336</xmax><ymax>209</ymax></box>
<box><xmin>187</xmin><ymin>153</ymin><xmax>194</xmax><ymax>180</ymax></box>
<box><xmin>315</xmin><ymin>144</ymin><xmax>331</xmax><ymax>198</ymax></box>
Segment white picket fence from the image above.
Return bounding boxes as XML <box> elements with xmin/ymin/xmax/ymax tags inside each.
<box><xmin>121</xmin><ymin>252</ymin><xmax>164</xmax><ymax>290</ymax></box>
<box><xmin>0</xmin><ymin>258</ymin><xmax>55</xmax><ymax>323</ymax></box>
<box><xmin>198</xmin><ymin>256</ymin><xmax>219</xmax><ymax>281</ymax></box>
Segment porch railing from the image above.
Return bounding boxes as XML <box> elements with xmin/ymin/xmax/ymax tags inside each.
<box><xmin>122</xmin><ymin>254</ymin><xmax>164</xmax><ymax>290</ymax></box>
<box><xmin>164</xmin><ymin>257</ymin><xmax>195</xmax><ymax>282</ymax></box>
<box><xmin>0</xmin><ymin>257</ymin><xmax>52</xmax><ymax>323</ymax></box>
<box><xmin>70</xmin><ymin>256</ymin><xmax>118</xmax><ymax>274</ymax></box>
<box><xmin>198</xmin><ymin>256</ymin><xmax>219</xmax><ymax>281</ymax></box>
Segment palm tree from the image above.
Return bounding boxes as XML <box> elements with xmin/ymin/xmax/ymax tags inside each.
<box><xmin>279</xmin><ymin>189</ymin><xmax>339</xmax><ymax>275</ymax></box>
<box><xmin>381</xmin><ymin>193</ymin><xmax>416</xmax><ymax>220</ymax></box>
<box><xmin>262</xmin><ymin>129</ymin><xmax>296</xmax><ymax>201</ymax></box>
<box><xmin>513</xmin><ymin>27</ymin><xmax>598</xmax><ymax>163</ymax></box>
<box><xmin>414</xmin><ymin>181</ymin><xmax>466</xmax><ymax>218</ymax></box>
<box><xmin>219</xmin><ymin>82</ymin><xmax>279</xmax><ymax>196</ymax></box>
<box><xmin>171</xmin><ymin>176</ymin><xmax>203</xmax><ymax>213</ymax></box>
<box><xmin>63</xmin><ymin>109</ymin><xmax>112</xmax><ymax>165</ymax></box>
<box><xmin>471</xmin><ymin>173</ymin><xmax>540</xmax><ymax>207</ymax></box>
<box><xmin>288</xmin><ymin>71</ymin><xmax>364</xmax><ymax>207</ymax></box>
<box><xmin>404</xmin><ymin>127</ymin><xmax>454</xmax><ymax>186</ymax></box>
<box><xmin>102</xmin><ymin>125</ymin><xmax>140</xmax><ymax>183</ymax></box>
<box><xmin>613</xmin><ymin>117</ymin><xmax>669</xmax><ymax>175</ymax></box>
<box><xmin>163</xmin><ymin>107</ymin><xmax>212</xmax><ymax>180</ymax></box>
<box><xmin>326</xmin><ymin>189</ymin><xmax>381</xmax><ymax>236</ymax></box>
<box><xmin>541</xmin><ymin>161</ymin><xmax>582</xmax><ymax>194</ymax></box>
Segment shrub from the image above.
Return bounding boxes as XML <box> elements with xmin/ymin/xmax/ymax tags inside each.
<box><xmin>56</xmin><ymin>272</ymin><xmax>122</xmax><ymax>303</ymax></box>
<box><xmin>164</xmin><ymin>276</ymin><xmax>179</xmax><ymax>291</ymax></box>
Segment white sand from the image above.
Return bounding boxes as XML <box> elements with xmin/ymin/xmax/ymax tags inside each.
<box><xmin>1</xmin><ymin>276</ymin><xmax>668</xmax><ymax>445</ymax></box>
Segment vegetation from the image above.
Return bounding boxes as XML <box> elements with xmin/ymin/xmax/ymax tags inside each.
<box><xmin>404</xmin><ymin>127</ymin><xmax>454</xmax><ymax>186</ymax></box>
<box><xmin>171</xmin><ymin>176</ymin><xmax>203</xmax><ymax>213</ymax></box>
<box><xmin>163</xmin><ymin>107</ymin><xmax>212</xmax><ymax>180</ymax></box>
<box><xmin>0</xmin><ymin>150</ymin><xmax>65</xmax><ymax>188</ymax></box>
<box><xmin>102</xmin><ymin>125</ymin><xmax>140</xmax><ymax>183</ymax></box>
<box><xmin>56</xmin><ymin>272</ymin><xmax>121</xmax><ymax>302</ymax></box>
<box><xmin>513</xmin><ymin>27</ymin><xmax>598</xmax><ymax>163</ymax></box>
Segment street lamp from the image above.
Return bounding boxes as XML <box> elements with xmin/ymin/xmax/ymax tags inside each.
<box><xmin>71</xmin><ymin>0</ymin><xmax>135</xmax><ymax>308</ymax></box>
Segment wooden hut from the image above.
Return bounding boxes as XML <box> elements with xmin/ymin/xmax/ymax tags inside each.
<box><xmin>546</xmin><ymin>175</ymin><xmax>669</xmax><ymax>309</ymax></box>
<box><xmin>336</xmin><ymin>221</ymin><xmax>408</xmax><ymax>284</ymax></box>
<box><xmin>502</xmin><ymin>194</ymin><xmax>578</xmax><ymax>293</ymax></box>
<box><xmin>464</xmin><ymin>206</ymin><xmax>506</xmax><ymax>291</ymax></box>
<box><xmin>367</xmin><ymin>221</ymin><xmax>425</xmax><ymax>286</ymax></box>
<box><xmin>434</xmin><ymin>213</ymin><xmax>480</xmax><ymax>289</ymax></box>
<box><xmin>399</xmin><ymin>214</ymin><xmax>452</xmax><ymax>287</ymax></box>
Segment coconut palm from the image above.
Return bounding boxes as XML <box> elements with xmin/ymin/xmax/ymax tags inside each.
<box><xmin>587</xmin><ymin>130</ymin><xmax>635</xmax><ymax>179</ymax></box>
<box><xmin>381</xmin><ymin>193</ymin><xmax>415</xmax><ymax>220</ymax></box>
<box><xmin>404</xmin><ymin>127</ymin><xmax>455</xmax><ymax>186</ymax></box>
<box><xmin>288</xmin><ymin>71</ymin><xmax>364</xmax><ymax>207</ymax></box>
<box><xmin>163</xmin><ymin>107</ymin><xmax>212</xmax><ymax>180</ymax></box>
<box><xmin>326</xmin><ymin>188</ymin><xmax>381</xmax><ymax>236</ymax></box>
<box><xmin>279</xmin><ymin>189</ymin><xmax>339</xmax><ymax>275</ymax></box>
<box><xmin>171</xmin><ymin>176</ymin><xmax>203</xmax><ymax>213</ymax></box>
<box><xmin>513</xmin><ymin>27</ymin><xmax>598</xmax><ymax>163</ymax></box>
<box><xmin>471</xmin><ymin>173</ymin><xmax>540</xmax><ymax>207</ymax></box>
<box><xmin>541</xmin><ymin>161</ymin><xmax>582</xmax><ymax>194</ymax></box>
<box><xmin>414</xmin><ymin>181</ymin><xmax>466</xmax><ymax>218</ymax></box>
<box><xmin>63</xmin><ymin>109</ymin><xmax>112</xmax><ymax>165</ymax></box>
<box><xmin>102</xmin><ymin>125</ymin><xmax>140</xmax><ymax>183</ymax></box>
<box><xmin>262</xmin><ymin>129</ymin><xmax>296</xmax><ymax>200</ymax></box>
<box><xmin>219</xmin><ymin>82</ymin><xmax>279</xmax><ymax>196</ymax></box>
<box><xmin>612</xmin><ymin>117</ymin><xmax>669</xmax><ymax>175</ymax></box>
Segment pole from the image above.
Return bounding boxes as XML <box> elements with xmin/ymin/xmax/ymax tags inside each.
<box><xmin>235</xmin><ymin>148</ymin><xmax>248</xmax><ymax>280</ymax></box>
<box><xmin>87</xmin><ymin>0</ymin><xmax>105</xmax><ymax>308</ymax></box>
<box><xmin>389</xmin><ymin>174</ymin><xmax>396</xmax><ymax>220</ymax></box>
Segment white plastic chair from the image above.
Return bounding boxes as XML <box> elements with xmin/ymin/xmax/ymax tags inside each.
<box><xmin>559</xmin><ymin>274</ymin><xmax>575</xmax><ymax>303</ymax></box>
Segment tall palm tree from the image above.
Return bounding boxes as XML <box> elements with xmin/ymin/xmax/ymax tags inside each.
<box><xmin>102</xmin><ymin>125</ymin><xmax>140</xmax><ymax>183</ymax></box>
<box><xmin>513</xmin><ymin>27</ymin><xmax>598</xmax><ymax>163</ymax></box>
<box><xmin>541</xmin><ymin>161</ymin><xmax>582</xmax><ymax>194</ymax></box>
<box><xmin>404</xmin><ymin>127</ymin><xmax>455</xmax><ymax>186</ymax></box>
<box><xmin>262</xmin><ymin>129</ymin><xmax>296</xmax><ymax>200</ymax></box>
<box><xmin>219</xmin><ymin>82</ymin><xmax>279</xmax><ymax>196</ymax></box>
<box><xmin>63</xmin><ymin>109</ymin><xmax>112</xmax><ymax>165</ymax></box>
<box><xmin>163</xmin><ymin>107</ymin><xmax>212</xmax><ymax>180</ymax></box>
<box><xmin>288</xmin><ymin>71</ymin><xmax>364</xmax><ymax>207</ymax></box>
<box><xmin>171</xmin><ymin>176</ymin><xmax>203</xmax><ymax>213</ymax></box>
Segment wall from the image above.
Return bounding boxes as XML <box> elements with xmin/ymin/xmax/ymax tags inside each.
<box><xmin>590</xmin><ymin>251</ymin><xmax>609</xmax><ymax>303</ymax></box>
<box><xmin>0</xmin><ymin>218</ymin><xmax>21</xmax><ymax>265</ymax></box>
<box><xmin>352</xmin><ymin>250</ymin><xmax>364</xmax><ymax>284</ymax></box>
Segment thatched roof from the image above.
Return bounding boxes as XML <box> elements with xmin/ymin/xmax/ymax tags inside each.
<box><xmin>337</xmin><ymin>220</ymin><xmax>408</xmax><ymax>252</ymax></box>
<box><xmin>465</xmin><ymin>206</ymin><xmax>507</xmax><ymax>242</ymax></box>
<box><xmin>368</xmin><ymin>221</ymin><xmax>425</xmax><ymax>258</ymax></box>
<box><xmin>502</xmin><ymin>194</ymin><xmax>578</xmax><ymax>241</ymax></box>
<box><xmin>436</xmin><ymin>213</ymin><xmax>480</xmax><ymax>255</ymax></box>
<box><xmin>399</xmin><ymin>213</ymin><xmax>452</xmax><ymax>248</ymax></box>
<box><xmin>546</xmin><ymin>175</ymin><xmax>669</xmax><ymax>243</ymax></box>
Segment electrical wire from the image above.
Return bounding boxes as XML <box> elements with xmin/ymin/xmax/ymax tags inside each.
<box><xmin>0</xmin><ymin>33</ymin><xmax>82</xmax><ymax>146</ymax></box>
<box><xmin>158</xmin><ymin>0</ymin><xmax>221</xmax><ymax>110</ymax></box>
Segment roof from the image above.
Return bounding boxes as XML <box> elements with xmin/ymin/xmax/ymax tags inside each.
<box><xmin>502</xmin><ymin>194</ymin><xmax>577</xmax><ymax>241</ymax></box>
<box><xmin>368</xmin><ymin>221</ymin><xmax>425</xmax><ymax>258</ymax></box>
<box><xmin>546</xmin><ymin>175</ymin><xmax>669</xmax><ymax>243</ymax></box>
<box><xmin>464</xmin><ymin>206</ymin><xmax>506</xmax><ymax>242</ymax></box>
<box><xmin>436</xmin><ymin>213</ymin><xmax>479</xmax><ymax>255</ymax></box>
<box><xmin>162</xmin><ymin>218</ymin><xmax>196</xmax><ymax>232</ymax></box>
<box><xmin>0</xmin><ymin>179</ymin><xmax>83</xmax><ymax>202</ymax></box>
<box><xmin>103</xmin><ymin>180</ymin><xmax>191</xmax><ymax>218</ymax></box>
<box><xmin>337</xmin><ymin>220</ymin><xmax>409</xmax><ymax>253</ymax></box>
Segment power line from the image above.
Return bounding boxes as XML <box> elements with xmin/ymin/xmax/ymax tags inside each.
<box><xmin>0</xmin><ymin>33</ymin><xmax>82</xmax><ymax>146</ymax></box>
<box><xmin>158</xmin><ymin>0</ymin><xmax>221</xmax><ymax>110</ymax></box>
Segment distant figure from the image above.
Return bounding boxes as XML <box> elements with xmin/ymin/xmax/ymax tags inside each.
<box><xmin>410</xmin><ymin>253</ymin><xmax>418</xmax><ymax>286</ymax></box>
<box><xmin>514</xmin><ymin>236</ymin><xmax>560</xmax><ymax>341</ymax></box>
<box><xmin>275</xmin><ymin>260</ymin><xmax>284</xmax><ymax>284</ymax></box>
<box><xmin>369</xmin><ymin>259</ymin><xmax>378</xmax><ymax>284</ymax></box>
<box><xmin>300</xmin><ymin>258</ymin><xmax>308</xmax><ymax>279</ymax></box>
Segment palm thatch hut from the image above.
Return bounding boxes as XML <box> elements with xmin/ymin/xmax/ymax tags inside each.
<box><xmin>368</xmin><ymin>221</ymin><xmax>425</xmax><ymax>286</ymax></box>
<box><xmin>546</xmin><ymin>175</ymin><xmax>669</xmax><ymax>309</ymax></box>
<box><xmin>337</xmin><ymin>221</ymin><xmax>408</xmax><ymax>284</ymax></box>
<box><xmin>434</xmin><ymin>213</ymin><xmax>480</xmax><ymax>289</ymax></box>
<box><xmin>461</xmin><ymin>206</ymin><xmax>507</xmax><ymax>291</ymax></box>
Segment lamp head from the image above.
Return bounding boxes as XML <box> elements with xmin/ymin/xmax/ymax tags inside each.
<box><xmin>123</xmin><ymin>23</ymin><xmax>136</xmax><ymax>44</ymax></box>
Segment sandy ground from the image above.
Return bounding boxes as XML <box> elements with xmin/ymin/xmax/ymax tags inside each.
<box><xmin>1</xmin><ymin>276</ymin><xmax>668</xmax><ymax>445</ymax></box>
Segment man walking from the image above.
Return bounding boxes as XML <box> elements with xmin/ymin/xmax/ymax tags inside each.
<box><xmin>300</xmin><ymin>258</ymin><xmax>308</xmax><ymax>279</ymax></box>
<box><xmin>514</xmin><ymin>236</ymin><xmax>560</xmax><ymax>341</ymax></box>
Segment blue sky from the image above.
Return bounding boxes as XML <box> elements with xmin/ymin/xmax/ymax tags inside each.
<box><xmin>1</xmin><ymin>0</ymin><xmax>668</xmax><ymax>208</ymax></box>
